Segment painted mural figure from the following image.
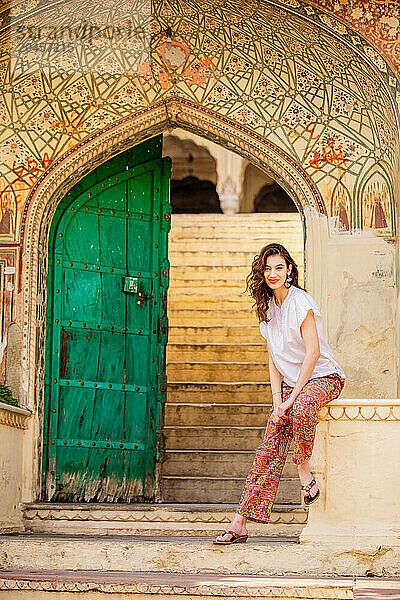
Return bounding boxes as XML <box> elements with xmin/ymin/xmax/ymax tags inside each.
<box><xmin>369</xmin><ymin>192</ymin><xmax>388</xmax><ymax>229</ymax></box>
<box><xmin>214</xmin><ymin>243</ymin><xmax>346</xmax><ymax>544</ymax></box>
<box><xmin>0</xmin><ymin>203</ymin><xmax>14</xmax><ymax>236</ymax></box>
<box><xmin>338</xmin><ymin>200</ymin><xmax>349</xmax><ymax>231</ymax></box>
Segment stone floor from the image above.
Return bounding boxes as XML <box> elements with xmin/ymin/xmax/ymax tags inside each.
<box><xmin>0</xmin><ymin>570</ymin><xmax>399</xmax><ymax>598</ymax></box>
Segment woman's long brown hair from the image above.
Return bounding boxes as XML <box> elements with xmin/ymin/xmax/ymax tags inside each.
<box><xmin>245</xmin><ymin>243</ymin><xmax>302</xmax><ymax>322</ymax></box>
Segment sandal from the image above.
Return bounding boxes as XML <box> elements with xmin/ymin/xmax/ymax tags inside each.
<box><xmin>213</xmin><ymin>530</ymin><xmax>248</xmax><ymax>545</ymax></box>
<box><xmin>302</xmin><ymin>477</ymin><xmax>320</xmax><ymax>506</ymax></box>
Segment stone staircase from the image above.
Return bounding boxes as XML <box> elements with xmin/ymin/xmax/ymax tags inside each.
<box><xmin>0</xmin><ymin>501</ymin><xmax>395</xmax><ymax>586</ymax></box>
<box><xmin>163</xmin><ymin>213</ymin><xmax>304</xmax><ymax>505</ymax></box>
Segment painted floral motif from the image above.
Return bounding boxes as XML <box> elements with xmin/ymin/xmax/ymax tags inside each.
<box><xmin>364</xmin><ymin>46</ymin><xmax>388</xmax><ymax>72</ymax></box>
<box><xmin>280</xmin><ymin>0</ymin><xmax>301</xmax><ymax>6</ymax></box>
<box><xmin>107</xmin><ymin>83</ymin><xmax>146</xmax><ymax>108</ymax></box>
<box><xmin>307</xmin><ymin>128</ymin><xmax>366</xmax><ymax>171</ymax></box>
<box><xmin>206</xmin><ymin>83</ymin><xmax>236</xmax><ymax>103</ymax></box>
<box><xmin>83</xmin><ymin>109</ymin><xmax>121</xmax><ymax>130</ymax></box>
<box><xmin>283</xmin><ymin>102</ymin><xmax>314</xmax><ymax>129</ymax></box>
<box><xmin>319</xmin><ymin>14</ymin><xmax>347</xmax><ymax>35</ymax></box>
<box><xmin>13</xmin><ymin>75</ymin><xmax>44</xmax><ymax>99</ymax></box>
<box><xmin>224</xmin><ymin>55</ymin><xmax>253</xmax><ymax>74</ymax></box>
<box><xmin>376</xmin><ymin>116</ymin><xmax>397</xmax><ymax>150</ymax></box>
<box><xmin>320</xmin><ymin>53</ymin><xmax>349</xmax><ymax>77</ymax></box>
<box><xmin>296</xmin><ymin>67</ymin><xmax>323</xmax><ymax>93</ymax></box>
<box><xmin>253</xmin><ymin>76</ymin><xmax>283</xmax><ymax>99</ymax></box>
<box><xmin>10</xmin><ymin>0</ymin><xmax>40</xmax><ymax>16</ymax></box>
<box><xmin>233</xmin><ymin>107</ymin><xmax>266</xmax><ymax>127</ymax></box>
<box><xmin>332</xmin><ymin>87</ymin><xmax>360</xmax><ymax>116</ymax></box>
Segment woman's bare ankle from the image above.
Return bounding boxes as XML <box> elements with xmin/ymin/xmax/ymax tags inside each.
<box><xmin>231</xmin><ymin>514</ymin><xmax>247</xmax><ymax>533</ymax></box>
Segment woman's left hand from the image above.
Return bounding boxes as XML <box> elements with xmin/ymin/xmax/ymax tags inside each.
<box><xmin>276</xmin><ymin>403</ymin><xmax>289</xmax><ymax>420</ymax></box>
<box><xmin>277</xmin><ymin>400</ymin><xmax>293</xmax><ymax>419</ymax></box>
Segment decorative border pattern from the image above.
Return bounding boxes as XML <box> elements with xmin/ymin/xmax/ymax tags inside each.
<box><xmin>22</xmin><ymin>505</ymin><xmax>308</xmax><ymax>525</ymax></box>
<box><xmin>320</xmin><ymin>399</ymin><xmax>400</xmax><ymax>421</ymax></box>
<box><xmin>0</xmin><ymin>574</ymin><xmax>353</xmax><ymax>598</ymax></box>
<box><xmin>0</xmin><ymin>401</ymin><xmax>31</xmax><ymax>429</ymax></box>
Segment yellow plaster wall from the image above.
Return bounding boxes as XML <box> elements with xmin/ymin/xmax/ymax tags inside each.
<box><xmin>327</xmin><ymin>235</ymin><xmax>396</xmax><ymax>398</ymax></box>
<box><xmin>0</xmin><ymin>421</ymin><xmax>25</xmax><ymax>533</ymax></box>
<box><xmin>305</xmin><ymin>208</ymin><xmax>397</xmax><ymax>398</ymax></box>
<box><xmin>303</xmin><ymin>399</ymin><xmax>400</xmax><ymax>547</ymax></box>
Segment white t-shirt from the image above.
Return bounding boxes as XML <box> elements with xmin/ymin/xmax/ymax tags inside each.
<box><xmin>259</xmin><ymin>285</ymin><xmax>345</xmax><ymax>387</ymax></box>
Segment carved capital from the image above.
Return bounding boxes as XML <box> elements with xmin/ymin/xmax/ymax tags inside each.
<box><xmin>0</xmin><ymin>402</ymin><xmax>31</xmax><ymax>429</ymax></box>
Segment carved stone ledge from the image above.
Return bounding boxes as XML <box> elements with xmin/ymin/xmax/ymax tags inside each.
<box><xmin>22</xmin><ymin>505</ymin><xmax>307</xmax><ymax>525</ymax></box>
<box><xmin>320</xmin><ymin>399</ymin><xmax>400</xmax><ymax>421</ymax></box>
<box><xmin>0</xmin><ymin>402</ymin><xmax>32</xmax><ymax>429</ymax></box>
<box><xmin>0</xmin><ymin>576</ymin><xmax>352</xmax><ymax>598</ymax></box>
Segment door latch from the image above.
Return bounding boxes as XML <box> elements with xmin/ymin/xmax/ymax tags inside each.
<box><xmin>123</xmin><ymin>276</ymin><xmax>138</xmax><ymax>294</ymax></box>
<box><xmin>136</xmin><ymin>287</ymin><xmax>151</xmax><ymax>307</ymax></box>
<box><xmin>123</xmin><ymin>277</ymin><xmax>151</xmax><ymax>306</ymax></box>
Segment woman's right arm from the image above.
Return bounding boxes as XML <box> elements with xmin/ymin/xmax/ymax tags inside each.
<box><xmin>267</xmin><ymin>348</ymin><xmax>284</xmax><ymax>423</ymax></box>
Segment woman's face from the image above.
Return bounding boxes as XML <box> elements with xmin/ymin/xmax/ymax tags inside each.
<box><xmin>264</xmin><ymin>254</ymin><xmax>291</xmax><ymax>290</ymax></box>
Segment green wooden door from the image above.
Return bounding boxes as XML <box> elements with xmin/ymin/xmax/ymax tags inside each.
<box><xmin>43</xmin><ymin>137</ymin><xmax>171</xmax><ymax>502</ymax></box>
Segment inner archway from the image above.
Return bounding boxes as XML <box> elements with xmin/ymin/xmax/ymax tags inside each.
<box><xmin>163</xmin><ymin>134</ymin><xmax>221</xmax><ymax>213</ymax></box>
<box><xmin>242</xmin><ymin>162</ymin><xmax>298</xmax><ymax>213</ymax></box>
<box><xmin>162</xmin><ymin>131</ymin><xmax>304</xmax><ymax>504</ymax></box>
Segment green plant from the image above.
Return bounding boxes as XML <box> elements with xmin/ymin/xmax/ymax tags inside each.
<box><xmin>0</xmin><ymin>384</ymin><xmax>18</xmax><ymax>407</ymax></box>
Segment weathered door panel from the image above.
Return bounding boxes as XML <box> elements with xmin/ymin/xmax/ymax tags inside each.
<box><xmin>43</xmin><ymin>137</ymin><xmax>171</xmax><ymax>502</ymax></box>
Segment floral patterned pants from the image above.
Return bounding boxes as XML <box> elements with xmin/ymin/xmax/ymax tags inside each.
<box><xmin>236</xmin><ymin>373</ymin><xmax>345</xmax><ymax>523</ymax></box>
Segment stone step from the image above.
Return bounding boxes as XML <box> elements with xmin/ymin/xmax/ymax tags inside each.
<box><xmin>165</xmin><ymin>426</ymin><xmax>266</xmax><ymax>450</ymax></box>
<box><xmin>166</xmin><ymin>361</ymin><xmax>269</xmax><ymax>382</ymax></box>
<box><xmin>168</xmin><ymin>325</ymin><xmax>261</xmax><ymax>343</ymax></box>
<box><xmin>170</xmin><ymin>265</ymin><xmax>254</xmax><ymax>279</ymax></box>
<box><xmin>1</xmin><ymin>535</ymin><xmax>398</xmax><ymax>577</ymax></box>
<box><xmin>163</xmin><ymin>450</ymin><xmax>298</xmax><ymax>478</ymax></box>
<box><xmin>169</xmin><ymin>225</ymin><xmax>302</xmax><ymax>234</ymax></box>
<box><xmin>170</xmin><ymin>216</ymin><xmax>302</xmax><ymax>232</ymax></box>
<box><xmin>167</xmin><ymin>292</ymin><xmax>255</xmax><ymax>310</ymax></box>
<box><xmin>168</xmin><ymin>234</ymin><xmax>303</xmax><ymax>244</ymax></box>
<box><xmin>171</xmin><ymin>211</ymin><xmax>301</xmax><ymax>220</ymax></box>
<box><xmin>168</xmin><ymin>308</ymin><xmax>259</xmax><ymax>326</ymax></box>
<box><xmin>169</xmin><ymin>250</ymin><xmax>303</xmax><ymax>266</ymax></box>
<box><xmin>169</xmin><ymin>279</ymin><xmax>250</xmax><ymax>293</ymax></box>
<box><xmin>164</xmin><ymin>403</ymin><xmax>270</xmax><ymax>427</ymax></box>
<box><xmin>21</xmin><ymin>503</ymin><xmax>307</xmax><ymax>538</ymax></box>
<box><xmin>166</xmin><ymin>343</ymin><xmax>265</xmax><ymax>362</ymax></box>
<box><xmin>170</xmin><ymin>219</ymin><xmax>302</xmax><ymax>229</ymax></box>
<box><xmin>1</xmin><ymin>569</ymin><xmax>363</xmax><ymax>599</ymax></box>
<box><xmin>168</xmin><ymin>281</ymin><xmax>305</xmax><ymax>295</ymax></box>
<box><xmin>169</xmin><ymin>238</ymin><xmax>303</xmax><ymax>252</ymax></box>
<box><xmin>167</xmin><ymin>382</ymin><xmax>272</xmax><ymax>404</ymax></box>
<box><xmin>161</xmin><ymin>477</ymin><xmax>301</xmax><ymax>504</ymax></box>
<box><xmin>169</xmin><ymin>264</ymin><xmax>304</xmax><ymax>281</ymax></box>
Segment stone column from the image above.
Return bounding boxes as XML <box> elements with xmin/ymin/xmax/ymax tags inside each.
<box><xmin>216</xmin><ymin>152</ymin><xmax>243</xmax><ymax>215</ymax></box>
<box><xmin>300</xmin><ymin>398</ymin><xmax>400</xmax><ymax>547</ymax></box>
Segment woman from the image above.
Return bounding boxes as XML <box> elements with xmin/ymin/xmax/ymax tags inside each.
<box><xmin>214</xmin><ymin>242</ymin><xmax>346</xmax><ymax>544</ymax></box>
